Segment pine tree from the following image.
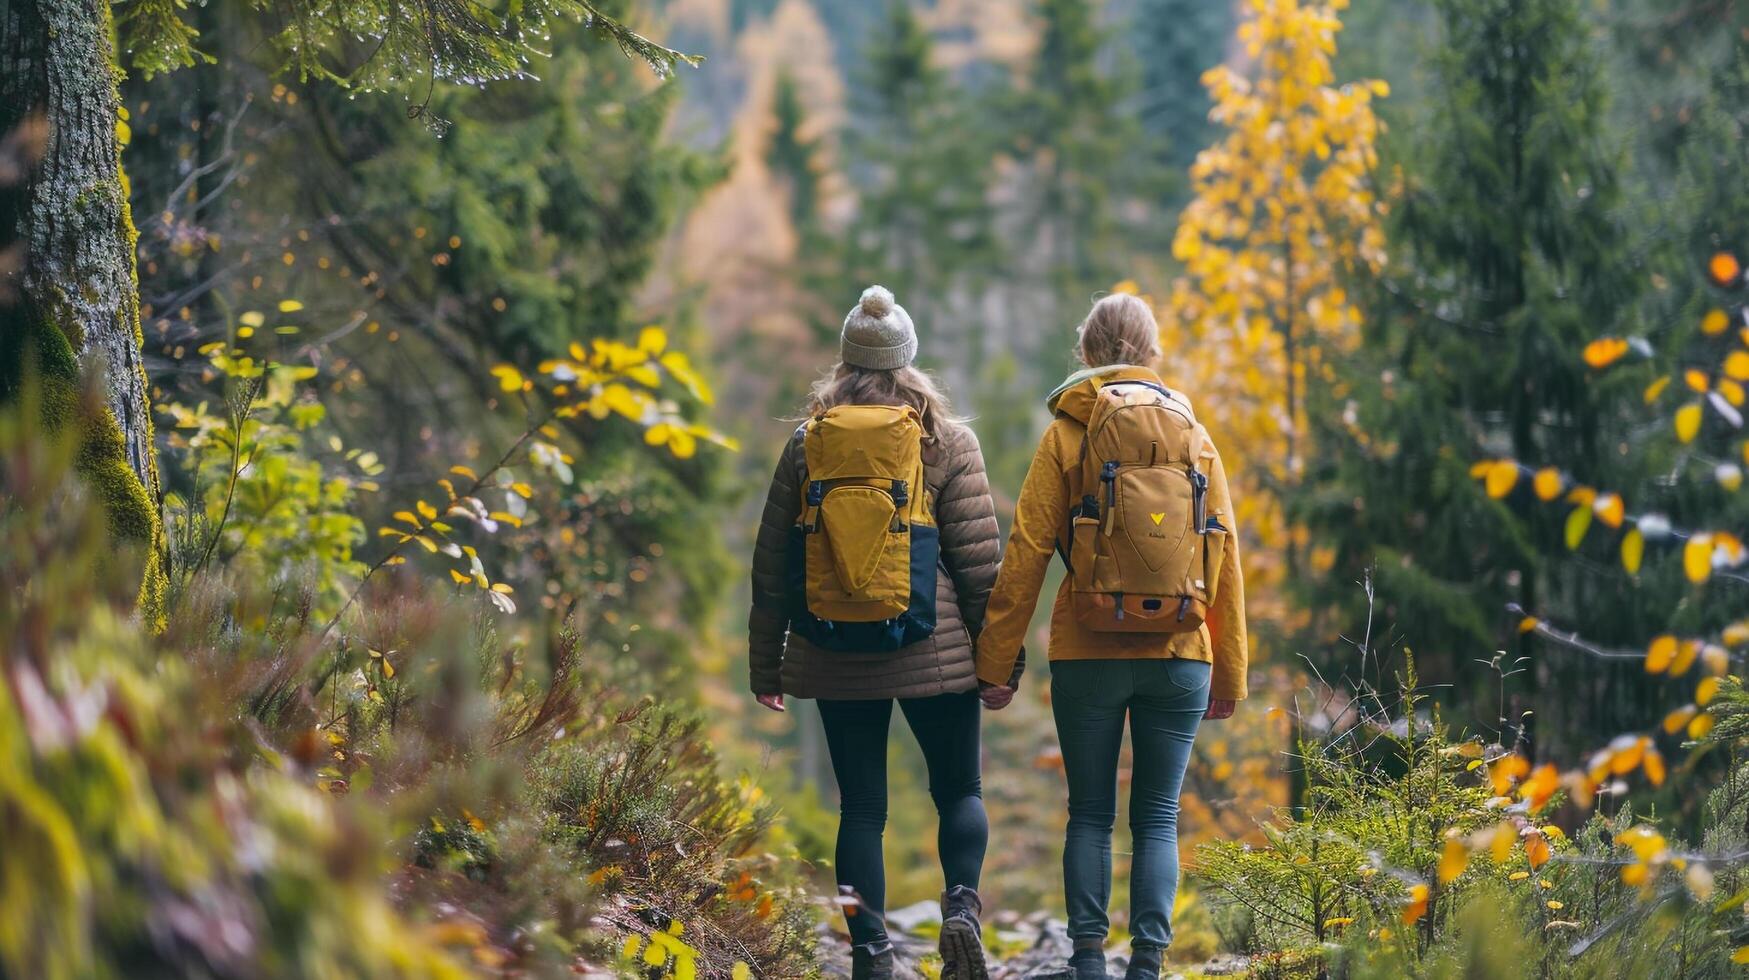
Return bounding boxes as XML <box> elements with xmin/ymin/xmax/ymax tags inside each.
<box><xmin>841</xmin><ymin>1</ymin><xmax>999</xmax><ymax>358</ymax></box>
<box><xmin>764</xmin><ymin>68</ymin><xmax>842</xmax><ymax>342</ymax></box>
<box><xmin>1132</xmin><ymin>0</ymin><xmax>1232</xmax><ymax>174</ymax></box>
<box><xmin>1006</xmin><ymin>0</ymin><xmax>1155</xmax><ymax>297</ymax></box>
<box><xmin>1299</xmin><ymin>0</ymin><xmax>1643</xmax><ymax>751</ymax></box>
<box><xmin>1157</xmin><ymin>0</ymin><xmax>1386</xmax><ymax>635</ymax></box>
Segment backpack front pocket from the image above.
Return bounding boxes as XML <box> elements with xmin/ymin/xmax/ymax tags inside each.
<box><xmin>1115</xmin><ymin>466</ymin><xmax>1195</xmax><ymax>580</ymax></box>
<box><xmin>805</xmin><ymin>485</ymin><xmax>909</xmax><ymax>620</ymax></box>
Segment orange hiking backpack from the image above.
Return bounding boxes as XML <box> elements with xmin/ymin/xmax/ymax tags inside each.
<box><xmin>786</xmin><ymin>405</ymin><xmax>939</xmax><ymax>651</ymax></box>
<box><xmin>1062</xmin><ymin>379</ymin><xmax>1228</xmax><ymax>632</ymax></box>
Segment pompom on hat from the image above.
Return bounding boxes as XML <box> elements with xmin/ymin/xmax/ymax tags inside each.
<box><xmin>840</xmin><ymin>285</ymin><xmax>917</xmax><ymax>370</ymax></box>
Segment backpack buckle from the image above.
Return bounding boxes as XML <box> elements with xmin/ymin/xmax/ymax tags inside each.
<box><xmin>807</xmin><ymin>480</ymin><xmax>825</xmax><ymax>506</ymax></box>
<box><xmin>890</xmin><ymin>479</ymin><xmax>908</xmax><ymax>507</ymax></box>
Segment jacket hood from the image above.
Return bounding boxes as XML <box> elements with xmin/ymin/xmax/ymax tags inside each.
<box><xmin>1045</xmin><ymin>364</ymin><xmax>1165</xmax><ymax>423</ymax></box>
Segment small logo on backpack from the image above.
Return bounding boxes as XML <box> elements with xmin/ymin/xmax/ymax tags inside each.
<box><xmin>1150</xmin><ymin>512</ymin><xmax>1166</xmax><ymax>525</ymax></box>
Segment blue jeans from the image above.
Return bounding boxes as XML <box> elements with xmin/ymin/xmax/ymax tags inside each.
<box><xmin>1051</xmin><ymin>658</ymin><xmax>1208</xmax><ymax>952</ymax></box>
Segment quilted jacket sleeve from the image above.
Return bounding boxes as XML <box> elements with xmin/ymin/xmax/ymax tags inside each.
<box><xmin>748</xmin><ymin>430</ymin><xmax>803</xmax><ymax>696</ymax></box>
<box><xmin>934</xmin><ymin>426</ymin><xmax>1004</xmax><ymax>665</ymax></box>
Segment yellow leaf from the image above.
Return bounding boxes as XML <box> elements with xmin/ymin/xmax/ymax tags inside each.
<box><xmin>1711</xmin><ymin>251</ymin><xmax>1744</xmax><ymax>287</ymax></box>
<box><xmin>1468</xmin><ymin>460</ymin><xmax>1493</xmax><ymax>478</ymax></box>
<box><xmin>1565</xmin><ymin>507</ymin><xmax>1592</xmax><ymax>550</ymax></box>
<box><xmin>1546</xmin><ymin>900</ymin><xmax>1564</xmax><ymax>910</ymax></box>
<box><xmin>278</xmin><ymin>299</ymin><xmax>304</xmax><ymax>313</ymax></box>
<box><xmin>733</xmin><ymin>964</ymin><xmax>753</xmax><ymax>980</ymax></box>
<box><xmin>240</xmin><ymin>310</ymin><xmax>265</xmax><ymax>328</ymax></box>
<box><xmin>1644</xmin><ymin>749</ymin><xmax>1666</xmax><ymax>786</ymax></box>
<box><xmin>382</xmin><ymin>659</ymin><xmax>395</xmax><ymax>679</ymax></box>
<box><xmin>416</xmin><ymin>499</ymin><xmax>438</xmax><ymax>521</ymax></box>
<box><xmin>490</xmin><ymin>364</ymin><xmax>526</xmax><ymax>392</ymax></box>
<box><xmin>1720</xmin><ymin>379</ymin><xmax>1746</xmax><ymax>406</ymax></box>
<box><xmin>1582</xmin><ymin>337</ymin><xmax>1629</xmax><ymax>369</ymax></box>
<box><xmin>638</xmin><ymin>325</ymin><xmax>668</xmax><ymax>354</ymax></box>
<box><xmin>1438</xmin><ymin>836</ymin><xmax>1469</xmax><ymax>884</ymax></box>
<box><xmin>1402</xmin><ymin>883</ymin><xmax>1429</xmax><ymax>925</ymax></box>
<box><xmin>667</xmin><ymin>920</ymin><xmax>684</xmax><ymax>937</ymax></box>
<box><xmin>1676</xmin><ymin>402</ymin><xmax>1703</xmax><ymax>443</ymax></box>
<box><xmin>1663</xmin><ymin>704</ymin><xmax>1698</xmax><ymax>734</ymax></box>
<box><xmin>1566</xmin><ymin>486</ymin><xmax>1597</xmax><ymax>507</ymax></box>
<box><xmin>1593</xmin><ymin>493</ymin><xmax>1625</xmax><ymax>529</ymax></box>
<box><xmin>491</xmin><ymin>583</ymin><xmax>514</xmax><ymax>594</ymax></box>
<box><xmin>1484</xmin><ymin>460</ymin><xmax>1519</xmax><ymax>499</ymax></box>
<box><xmin>1517</xmin><ymin>616</ymin><xmax>1540</xmax><ymax>634</ymax></box>
<box><xmin>1621</xmin><ymin>528</ymin><xmax>1645</xmax><ymax>574</ymax></box>
<box><xmin>1685</xmin><ymin>368</ymin><xmax>1711</xmax><ymax>393</ymax></box>
<box><xmin>450</xmin><ymin>465</ymin><xmax>479</xmax><ymax>480</ymax></box>
<box><xmin>1690</xmin><ymin>712</ymin><xmax>1717</xmax><ymax>739</ymax></box>
<box><xmin>1731</xmin><ymin>946</ymin><xmax>1749</xmax><ymax>964</ymax></box>
<box><xmin>1697</xmin><ymin>676</ymin><xmax>1721</xmax><ymax>706</ymax></box>
<box><xmin>621</xmin><ymin>936</ymin><xmax>642</xmax><ymax>960</ymax></box>
<box><xmin>1685</xmin><ymin>534</ymin><xmax>1714</xmax><ymax>583</ymax></box>
<box><xmin>1703</xmin><ymin>308</ymin><xmax>1730</xmax><ymax>335</ymax></box>
<box><xmin>1533</xmin><ymin>468</ymin><xmax>1562</xmax><ymax>501</ymax></box>
<box><xmin>394</xmin><ymin>510</ymin><xmax>422</xmax><ymax>528</ymax></box>
<box><xmin>449</xmin><ymin>568</ymin><xmax>471</xmax><ymax>585</ymax></box>
<box><xmin>1647</xmin><ymin>635</ymin><xmax>1678</xmax><ymax>673</ymax></box>
<box><xmin>1727</xmin><ymin>351</ymin><xmax>1749</xmax><ymax>381</ymax></box>
<box><xmin>643</xmin><ymin>940</ymin><xmax>667</xmax><ymax>967</ymax></box>
<box><xmin>1509</xmin><ymin>871</ymin><xmax>1531</xmax><ymax>881</ymax></box>
<box><xmin>413</xmin><ymin>535</ymin><xmax>438</xmax><ymax>553</ymax></box>
<box><xmin>1525</xmin><ymin>833</ymin><xmax>1551</xmax><ymax>869</ymax></box>
<box><xmin>1644</xmin><ymin>376</ymin><xmax>1671</xmax><ymax>404</ymax></box>
<box><xmin>1671</xmin><ymin>640</ymin><xmax>1700</xmax><ymax>677</ymax></box>
<box><xmin>676</xmin><ymin>957</ymin><xmax>698</xmax><ymax>980</ymax></box>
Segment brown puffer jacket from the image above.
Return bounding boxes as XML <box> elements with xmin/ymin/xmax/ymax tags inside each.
<box><xmin>748</xmin><ymin>419</ymin><xmax>1010</xmax><ymax>700</ymax></box>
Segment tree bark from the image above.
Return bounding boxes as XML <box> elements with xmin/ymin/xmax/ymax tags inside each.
<box><xmin>1</xmin><ymin>0</ymin><xmax>156</xmax><ymax>498</ymax></box>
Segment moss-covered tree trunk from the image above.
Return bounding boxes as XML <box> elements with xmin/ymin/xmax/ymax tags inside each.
<box><xmin>1</xmin><ymin>0</ymin><xmax>165</xmax><ymax>623</ymax></box>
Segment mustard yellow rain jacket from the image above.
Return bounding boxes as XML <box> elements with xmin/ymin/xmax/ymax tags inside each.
<box><xmin>974</xmin><ymin>365</ymin><xmax>1250</xmax><ymax>702</ymax></box>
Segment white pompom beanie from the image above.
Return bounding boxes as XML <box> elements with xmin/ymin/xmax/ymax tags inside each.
<box><xmin>840</xmin><ymin>285</ymin><xmax>917</xmax><ymax>370</ymax></box>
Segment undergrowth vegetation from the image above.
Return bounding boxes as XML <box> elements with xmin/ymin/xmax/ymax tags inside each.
<box><xmin>0</xmin><ymin>367</ymin><xmax>814</xmax><ymax>978</ymax></box>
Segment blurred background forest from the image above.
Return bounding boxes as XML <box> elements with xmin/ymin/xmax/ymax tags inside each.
<box><xmin>10</xmin><ymin>0</ymin><xmax>1749</xmax><ymax>974</ymax></box>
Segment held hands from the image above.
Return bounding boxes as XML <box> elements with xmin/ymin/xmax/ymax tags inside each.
<box><xmin>756</xmin><ymin>693</ymin><xmax>786</xmax><ymax>712</ymax></box>
<box><xmin>978</xmin><ymin>682</ymin><xmax>1014</xmax><ymax>711</ymax></box>
<box><xmin>1205</xmin><ymin>698</ymin><xmax>1236</xmax><ymax>720</ymax></box>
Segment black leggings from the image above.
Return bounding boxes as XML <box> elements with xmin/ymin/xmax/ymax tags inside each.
<box><xmin>817</xmin><ymin>690</ymin><xmax>988</xmax><ymax>949</ymax></box>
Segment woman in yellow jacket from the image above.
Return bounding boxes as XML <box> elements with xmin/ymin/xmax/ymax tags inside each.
<box><xmin>976</xmin><ymin>294</ymin><xmax>1248</xmax><ymax>980</ymax></box>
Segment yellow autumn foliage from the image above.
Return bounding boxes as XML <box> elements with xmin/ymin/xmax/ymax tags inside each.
<box><xmin>1157</xmin><ymin>0</ymin><xmax>1386</xmax><ymax>632</ymax></box>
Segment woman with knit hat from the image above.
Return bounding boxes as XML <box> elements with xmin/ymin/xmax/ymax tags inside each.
<box><xmin>749</xmin><ymin>286</ymin><xmax>1009</xmax><ymax>980</ymax></box>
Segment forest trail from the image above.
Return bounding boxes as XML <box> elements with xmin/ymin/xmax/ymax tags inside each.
<box><xmin>813</xmin><ymin>903</ymin><xmax>1250</xmax><ymax>980</ymax></box>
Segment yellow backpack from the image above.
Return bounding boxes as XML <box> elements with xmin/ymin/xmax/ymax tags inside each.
<box><xmin>1062</xmin><ymin>379</ymin><xmax>1228</xmax><ymax>632</ymax></box>
<box><xmin>788</xmin><ymin>405</ymin><xmax>939</xmax><ymax>651</ymax></box>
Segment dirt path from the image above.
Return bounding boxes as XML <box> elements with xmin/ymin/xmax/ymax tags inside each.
<box><xmin>813</xmin><ymin>902</ymin><xmax>1250</xmax><ymax>980</ymax></box>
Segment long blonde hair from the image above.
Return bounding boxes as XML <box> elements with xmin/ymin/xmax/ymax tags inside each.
<box><xmin>804</xmin><ymin>363</ymin><xmax>959</xmax><ymax>442</ymax></box>
<box><xmin>1075</xmin><ymin>293</ymin><xmax>1163</xmax><ymax>368</ymax></box>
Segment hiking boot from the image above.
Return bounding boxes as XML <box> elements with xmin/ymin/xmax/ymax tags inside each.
<box><xmin>1069</xmin><ymin>944</ymin><xmax>1109</xmax><ymax>980</ymax></box>
<box><xmin>1122</xmin><ymin>947</ymin><xmax>1162</xmax><ymax>980</ymax></box>
<box><xmin>938</xmin><ymin>886</ymin><xmax>989</xmax><ymax>980</ymax></box>
<box><xmin>851</xmin><ymin>941</ymin><xmax>910</xmax><ymax>980</ymax></box>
